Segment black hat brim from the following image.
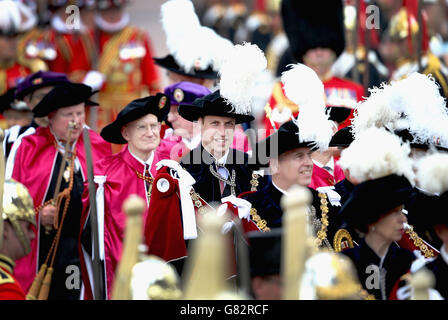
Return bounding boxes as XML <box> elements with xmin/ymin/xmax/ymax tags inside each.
<box><xmin>178</xmin><ymin>104</ymin><xmax>254</xmax><ymax>124</ymax></box>
<box><xmin>329</xmin><ymin>126</ymin><xmax>354</xmax><ymax>148</ymax></box>
<box><xmin>32</xmin><ymin>83</ymin><xmax>98</xmax><ymax>117</ymax></box>
<box><xmin>100</xmin><ymin>94</ymin><xmax>170</xmax><ymax>144</ymax></box>
<box><xmin>154</xmin><ymin>55</ymin><xmax>218</xmax><ymax>80</ymax></box>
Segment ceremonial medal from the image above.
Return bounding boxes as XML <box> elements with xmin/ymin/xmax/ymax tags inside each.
<box><xmin>63</xmin><ymin>165</ymin><xmax>70</xmax><ymax>183</ymax></box>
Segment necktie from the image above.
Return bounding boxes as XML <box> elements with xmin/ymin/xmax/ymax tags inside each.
<box><xmin>144</xmin><ymin>164</ymin><xmax>152</xmax><ymax>202</ymax></box>
<box><xmin>216</xmin><ymin>163</ymin><xmax>227</xmax><ymax>195</ymax></box>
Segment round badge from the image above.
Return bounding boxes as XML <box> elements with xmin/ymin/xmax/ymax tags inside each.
<box><xmin>156</xmin><ymin>178</ymin><xmax>170</xmax><ymax>193</ymax></box>
<box><xmin>159</xmin><ymin>96</ymin><xmax>167</xmax><ymax>109</ymax></box>
<box><xmin>173</xmin><ymin>88</ymin><xmax>184</xmax><ymax>103</ymax></box>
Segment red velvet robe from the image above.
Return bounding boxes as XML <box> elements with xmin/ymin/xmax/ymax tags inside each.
<box><xmin>80</xmin><ymin>146</ymin><xmax>165</xmax><ymax>299</ymax></box>
<box><xmin>10</xmin><ymin>126</ymin><xmax>112</xmax><ymax>294</ymax></box>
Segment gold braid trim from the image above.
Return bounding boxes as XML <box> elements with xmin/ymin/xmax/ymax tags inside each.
<box><xmin>98</xmin><ymin>26</ymin><xmax>135</xmax><ymax>76</ymax></box>
<box><xmin>405</xmin><ymin>225</ymin><xmax>436</xmax><ymax>259</ymax></box>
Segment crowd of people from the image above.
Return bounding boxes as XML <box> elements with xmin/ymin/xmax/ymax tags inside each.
<box><xmin>0</xmin><ymin>0</ymin><xmax>447</xmax><ymax>302</ymax></box>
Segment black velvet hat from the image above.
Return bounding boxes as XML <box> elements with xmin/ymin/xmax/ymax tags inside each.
<box><xmin>329</xmin><ymin>126</ymin><xmax>354</xmax><ymax>148</ymax></box>
<box><xmin>394</xmin><ymin>128</ymin><xmax>448</xmax><ymax>152</ymax></box>
<box><xmin>248</xmin><ymin>228</ymin><xmax>282</xmax><ymax>277</ymax></box>
<box><xmin>32</xmin><ymin>83</ymin><xmax>98</xmax><ymax>117</ymax></box>
<box><xmin>100</xmin><ymin>93</ymin><xmax>170</xmax><ymax>144</ymax></box>
<box><xmin>178</xmin><ymin>90</ymin><xmax>255</xmax><ymax>124</ymax></box>
<box><xmin>254</xmin><ymin>120</ymin><xmax>316</xmax><ymax>167</ymax></box>
<box><xmin>339</xmin><ymin>174</ymin><xmax>413</xmax><ymax>233</ymax></box>
<box><xmin>154</xmin><ymin>54</ymin><xmax>218</xmax><ymax>80</ymax></box>
<box><xmin>281</xmin><ymin>0</ymin><xmax>345</xmax><ymax>63</ymax></box>
<box><xmin>327</xmin><ymin>106</ymin><xmax>352</xmax><ymax>124</ymax></box>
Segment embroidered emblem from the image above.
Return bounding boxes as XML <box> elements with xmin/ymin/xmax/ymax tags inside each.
<box><xmin>159</xmin><ymin>96</ymin><xmax>167</xmax><ymax>109</ymax></box>
<box><xmin>173</xmin><ymin>88</ymin><xmax>184</xmax><ymax>103</ymax></box>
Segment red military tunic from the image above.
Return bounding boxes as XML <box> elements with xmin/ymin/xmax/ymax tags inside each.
<box><xmin>47</xmin><ymin>29</ymin><xmax>95</xmax><ymax>83</ymax></box>
<box><xmin>262</xmin><ymin>77</ymin><xmax>364</xmax><ymax>138</ymax></box>
<box><xmin>97</xmin><ymin>26</ymin><xmax>161</xmax><ymax>130</ymax></box>
<box><xmin>8</xmin><ymin>126</ymin><xmax>112</xmax><ymax>294</ymax></box>
<box><xmin>80</xmin><ymin>146</ymin><xmax>166</xmax><ymax>300</ymax></box>
<box><xmin>0</xmin><ymin>254</ymin><xmax>25</xmax><ymax>300</ymax></box>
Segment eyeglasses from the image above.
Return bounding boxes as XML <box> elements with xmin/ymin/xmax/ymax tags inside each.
<box><xmin>132</xmin><ymin>123</ymin><xmax>160</xmax><ymax>132</ymax></box>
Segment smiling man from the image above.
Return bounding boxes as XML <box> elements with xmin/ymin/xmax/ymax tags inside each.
<box><xmin>241</xmin><ymin>120</ymin><xmax>342</xmax><ymax>249</ymax></box>
<box><xmin>178</xmin><ymin>90</ymin><xmax>266</xmax><ymax>204</ymax></box>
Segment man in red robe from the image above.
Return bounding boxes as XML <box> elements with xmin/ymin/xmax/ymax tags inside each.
<box><xmin>80</xmin><ymin>93</ymin><xmax>170</xmax><ymax>299</ymax></box>
<box><xmin>8</xmin><ymin>82</ymin><xmax>112</xmax><ymax>300</ymax></box>
<box><xmin>0</xmin><ymin>180</ymin><xmax>37</xmax><ymax>300</ymax></box>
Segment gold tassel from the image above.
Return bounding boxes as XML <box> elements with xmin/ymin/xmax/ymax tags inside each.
<box><xmin>37</xmin><ymin>267</ymin><xmax>54</xmax><ymax>300</ymax></box>
<box><xmin>26</xmin><ymin>264</ymin><xmax>47</xmax><ymax>300</ymax></box>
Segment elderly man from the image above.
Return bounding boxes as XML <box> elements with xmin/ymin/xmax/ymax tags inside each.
<box><xmin>0</xmin><ymin>180</ymin><xmax>37</xmax><ymax>300</ymax></box>
<box><xmin>4</xmin><ymin>71</ymin><xmax>70</xmax><ymax>160</ymax></box>
<box><xmin>8</xmin><ymin>82</ymin><xmax>112</xmax><ymax>300</ymax></box>
<box><xmin>80</xmin><ymin>93</ymin><xmax>170</xmax><ymax>299</ymax></box>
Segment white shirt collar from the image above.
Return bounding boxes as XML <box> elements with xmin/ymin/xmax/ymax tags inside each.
<box><xmin>212</xmin><ymin>149</ymin><xmax>230</xmax><ymax>166</ymax></box>
<box><xmin>272</xmin><ymin>180</ymin><xmax>289</xmax><ymax>195</ymax></box>
<box><xmin>128</xmin><ymin>147</ymin><xmax>154</xmax><ymax>168</ymax></box>
<box><xmin>94</xmin><ymin>12</ymin><xmax>130</xmax><ymax>32</ymax></box>
<box><xmin>440</xmin><ymin>244</ymin><xmax>448</xmax><ymax>265</ymax></box>
<box><xmin>51</xmin><ymin>14</ymin><xmax>87</xmax><ymax>34</ymax></box>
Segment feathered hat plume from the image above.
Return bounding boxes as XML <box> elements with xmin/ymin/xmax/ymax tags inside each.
<box><xmin>280</xmin><ymin>63</ymin><xmax>334</xmax><ymax>151</ymax></box>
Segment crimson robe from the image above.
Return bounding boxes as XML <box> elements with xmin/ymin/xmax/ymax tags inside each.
<box><xmin>9</xmin><ymin>126</ymin><xmax>112</xmax><ymax>295</ymax></box>
<box><xmin>80</xmin><ymin>146</ymin><xmax>165</xmax><ymax>299</ymax></box>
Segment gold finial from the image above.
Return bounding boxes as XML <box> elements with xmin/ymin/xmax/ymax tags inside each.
<box><xmin>111</xmin><ymin>194</ymin><xmax>146</xmax><ymax>300</ymax></box>
<box><xmin>410</xmin><ymin>268</ymin><xmax>435</xmax><ymax>300</ymax></box>
<box><xmin>280</xmin><ymin>185</ymin><xmax>312</xmax><ymax>300</ymax></box>
<box><xmin>183</xmin><ymin>209</ymin><xmax>240</xmax><ymax>300</ymax></box>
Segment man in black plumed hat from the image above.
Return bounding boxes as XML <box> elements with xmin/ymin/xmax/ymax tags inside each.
<box><xmin>77</xmin><ymin>93</ymin><xmax>170</xmax><ymax>299</ymax></box>
<box><xmin>241</xmin><ymin>120</ymin><xmax>343</xmax><ymax>251</ymax></box>
<box><xmin>340</xmin><ymin>174</ymin><xmax>417</xmax><ymax>300</ymax></box>
<box><xmin>177</xmin><ymin>90</ymin><xmax>268</xmax><ymax>205</ymax></box>
<box><xmin>7</xmin><ymin>82</ymin><xmax>112</xmax><ymax>300</ymax></box>
<box><xmin>248</xmin><ymin>228</ymin><xmax>282</xmax><ymax>300</ymax></box>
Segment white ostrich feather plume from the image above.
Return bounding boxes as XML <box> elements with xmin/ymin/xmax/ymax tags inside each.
<box><xmin>161</xmin><ymin>0</ymin><xmax>201</xmax><ymax>57</ymax></box>
<box><xmin>338</xmin><ymin>127</ymin><xmax>415</xmax><ymax>184</ymax></box>
<box><xmin>351</xmin><ymin>82</ymin><xmax>400</xmax><ymax>137</ymax></box>
<box><xmin>389</xmin><ymin>73</ymin><xmax>448</xmax><ymax>148</ymax></box>
<box><xmin>280</xmin><ymin>63</ymin><xmax>333</xmax><ymax>151</ymax></box>
<box><xmin>219</xmin><ymin>42</ymin><xmax>267</xmax><ymax>115</ymax></box>
<box><xmin>415</xmin><ymin>152</ymin><xmax>448</xmax><ymax>194</ymax></box>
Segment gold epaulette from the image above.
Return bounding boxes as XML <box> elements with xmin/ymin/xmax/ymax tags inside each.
<box><xmin>423</xmin><ymin>53</ymin><xmax>448</xmax><ymax>98</ymax></box>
